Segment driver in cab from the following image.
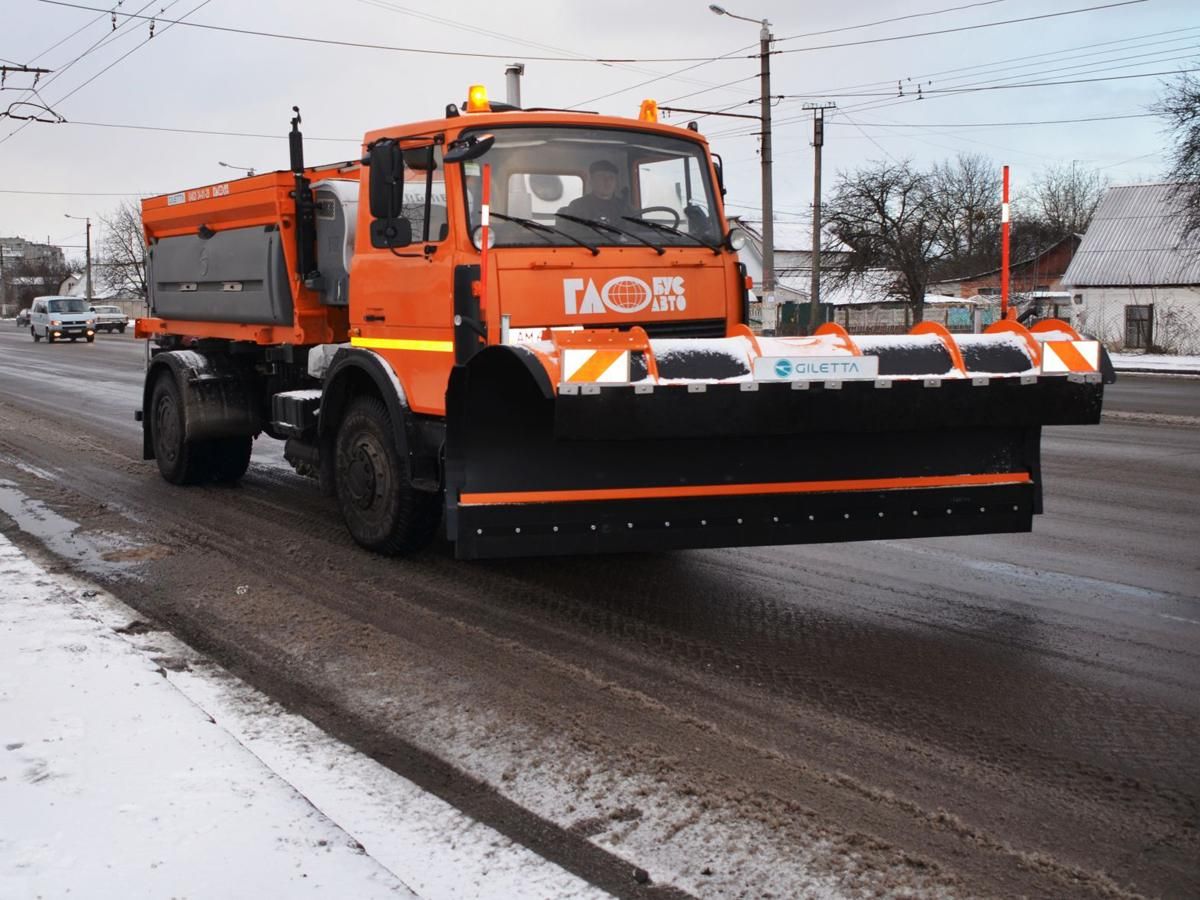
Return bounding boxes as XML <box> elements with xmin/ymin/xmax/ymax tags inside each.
<box><xmin>559</xmin><ymin>159</ymin><xmax>631</xmax><ymax>222</ymax></box>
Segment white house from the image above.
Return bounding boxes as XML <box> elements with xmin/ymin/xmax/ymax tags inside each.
<box><xmin>1063</xmin><ymin>183</ymin><xmax>1200</xmax><ymax>353</ymax></box>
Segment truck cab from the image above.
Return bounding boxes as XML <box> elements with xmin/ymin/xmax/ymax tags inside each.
<box><xmin>349</xmin><ymin>106</ymin><xmax>747</xmax><ymax>416</ymax></box>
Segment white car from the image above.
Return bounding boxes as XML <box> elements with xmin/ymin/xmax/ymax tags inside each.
<box><xmin>90</xmin><ymin>304</ymin><xmax>129</xmax><ymax>333</ymax></box>
<box><xmin>29</xmin><ymin>295</ymin><xmax>96</xmax><ymax>343</ymax></box>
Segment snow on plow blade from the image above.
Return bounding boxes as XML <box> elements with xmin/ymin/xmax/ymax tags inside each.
<box><xmin>444</xmin><ymin>320</ymin><xmax>1109</xmax><ymax>560</ymax></box>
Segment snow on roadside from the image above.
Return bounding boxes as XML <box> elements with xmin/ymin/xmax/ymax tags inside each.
<box><xmin>1110</xmin><ymin>352</ymin><xmax>1200</xmax><ymax>373</ymax></box>
<box><xmin>0</xmin><ymin>533</ymin><xmax>608</xmax><ymax>900</ymax></box>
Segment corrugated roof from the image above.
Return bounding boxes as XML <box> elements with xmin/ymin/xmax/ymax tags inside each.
<box><xmin>1063</xmin><ymin>183</ymin><xmax>1200</xmax><ymax>286</ymax></box>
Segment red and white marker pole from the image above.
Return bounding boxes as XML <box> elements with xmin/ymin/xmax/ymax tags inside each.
<box><xmin>479</xmin><ymin>163</ymin><xmax>492</xmax><ymax>318</ymax></box>
<box><xmin>1001</xmin><ymin>164</ymin><xmax>1011</xmax><ymax>319</ymax></box>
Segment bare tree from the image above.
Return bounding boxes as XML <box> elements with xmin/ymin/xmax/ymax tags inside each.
<box><xmin>1154</xmin><ymin>68</ymin><xmax>1200</xmax><ymax>245</ymax></box>
<box><xmin>98</xmin><ymin>200</ymin><xmax>147</xmax><ymax>299</ymax></box>
<box><xmin>1025</xmin><ymin>161</ymin><xmax>1108</xmax><ymax>237</ymax></box>
<box><xmin>928</xmin><ymin>152</ymin><xmax>1002</xmax><ymax>280</ymax></box>
<box><xmin>824</xmin><ymin>160</ymin><xmax>946</xmax><ymax>324</ymax></box>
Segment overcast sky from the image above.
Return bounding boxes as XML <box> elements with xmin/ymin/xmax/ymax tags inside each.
<box><xmin>1</xmin><ymin>0</ymin><xmax>1195</xmax><ymax>260</ymax></box>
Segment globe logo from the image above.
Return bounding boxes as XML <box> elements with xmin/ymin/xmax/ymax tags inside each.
<box><xmin>601</xmin><ymin>276</ymin><xmax>652</xmax><ymax>314</ymax></box>
<box><xmin>774</xmin><ymin>359</ymin><xmax>793</xmax><ymax>378</ymax></box>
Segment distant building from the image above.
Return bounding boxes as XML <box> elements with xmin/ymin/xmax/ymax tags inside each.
<box><xmin>59</xmin><ymin>272</ymin><xmax>146</xmax><ymax>319</ymax></box>
<box><xmin>1063</xmin><ymin>183</ymin><xmax>1200</xmax><ymax>354</ymax></box>
<box><xmin>927</xmin><ymin>234</ymin><xmax>1081</xmax><ymax>301</ymax></box>
<box><xmin>1</xmin><ymin>237</ymin><xmax>68</xmax><ymax>315</ymax></box>
<box><xmin>0</xmin><ymin>236</ymin><xmax>65</xmax><ymax>267</ymax></box>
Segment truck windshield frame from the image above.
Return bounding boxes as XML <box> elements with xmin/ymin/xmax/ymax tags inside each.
<box><xmin>459</xmin><ymin>125</ymin><xmax>720</xmax><ymax>249</ymax></box>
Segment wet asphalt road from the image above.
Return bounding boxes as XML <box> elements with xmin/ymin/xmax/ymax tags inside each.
<box><xmin>0</xmin><ymin>325</ymin><xmax>1197</xmax><ymax>899</ymax></box>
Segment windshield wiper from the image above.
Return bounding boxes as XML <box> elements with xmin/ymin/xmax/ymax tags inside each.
<box><xmin>555</xmin><ymin>213</ymin><xmax>665</xmax><ymax>256</ymax></box>
<box><xmin>489</xmin><ymin>212</ymin><xmax>598</xmax><ymax>256</ymax></box>
<box><xmin>622</xmin><ymin>216</ymin><xmax>722</xmax><ymax>255</ymax></box>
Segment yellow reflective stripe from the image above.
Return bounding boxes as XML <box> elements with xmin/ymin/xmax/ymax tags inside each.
<box><xmin>351</xmin><ymin>336</ymin><xmax>454</xmax><ymax>353</ymax></box>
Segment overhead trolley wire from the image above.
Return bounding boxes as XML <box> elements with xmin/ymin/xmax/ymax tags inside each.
<box><xmin>774</xmin><ymin>0</ymin><xmax>1147</xmax><ymax>56</ymax></box>
<box><xmin>39</xmin><ymin>1</ymin><xmax>755</xmax><ymax>64</ymax></box>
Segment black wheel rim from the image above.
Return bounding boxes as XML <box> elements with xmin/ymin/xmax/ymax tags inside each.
<box><xmin>154</xmin><ymin>392</ymin><xmax>180</xmax><ymax>464</ymax></box>
<box><xmin>345</xmin><ymin>436</ymin><xmax>386</xmax><ymax>511</ymax></box>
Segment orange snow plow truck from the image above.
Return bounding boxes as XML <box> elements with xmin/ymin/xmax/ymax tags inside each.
<box><xmin>135</xmin><ymin>94</ymin><xmax>1112</xmax><ymax>560</ymax></box>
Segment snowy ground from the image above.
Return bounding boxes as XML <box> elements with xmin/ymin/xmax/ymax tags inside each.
<box><xmin>0</xmin><ymin>533</ymin><xmax>607</xmax><ymax>900</ymax></box>
<box><xmin>1109</xmin><ymin>352</ymin><xmax>1200</xmax><ymax>374</ymax></box>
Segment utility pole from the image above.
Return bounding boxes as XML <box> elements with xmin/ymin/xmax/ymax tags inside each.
<box><xmin>64</xmin><ymin>214</ymin><xmax>92</xmax><ymax>302</ymax></box>
<box><xmin>758</xmin><ymin>18</ymin><xmax>774</xmax><ymax>310</ymax></box>
<box><xmin>709</xmin><ymin>6</ymin><xmax>775</xmax><ymax>309</ymax></box>
<box><xmin>804</xmin><ymin>102</ymin><xmax>836</xmax><ymax>333</ymax></box>
<box><xmin>85</xmin><ymin>218</ymin><xmax>92</xmax><ymax>303</ymax></box>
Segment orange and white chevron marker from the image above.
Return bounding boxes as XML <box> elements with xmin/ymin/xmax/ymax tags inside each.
<box><xmin>562</xmin><ymin>348</ymin><xmax>631</xmax><ymax>383</ymax></box>
<box><xmin>1042</xmin><ymin>340</ymin><xmax>1100</xmax><ymax>373</ymax></box>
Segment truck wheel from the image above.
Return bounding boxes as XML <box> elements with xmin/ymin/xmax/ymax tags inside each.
<box><xmin>334</xmin><ymin>396</ymin><xmax>440</xmax><ymax>555</ymax></box>
<box><xmin>150</xmin><ymin>372</ymin><xmax>207</xmax><ymax>485</ymax></box>
<box><xmin>210</xmin><ymin>435</ymin><xmax>252</xmax><ymax>483</ymax></box>
<box><xmin>119</xmin><ymin>325</ymin><xmax>127</xmax><ymax>334</ymax></box>
<box><xmin>46</xmin><ymin>332</ymin><xmax>54</xmax><ymax>344</ymax></box>
<box><xmin>31</xmin><ymin>327</ymin><xmax>40</xmax><ymax>343</ymax></box>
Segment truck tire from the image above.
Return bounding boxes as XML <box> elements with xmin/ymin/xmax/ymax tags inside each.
<box><xmin>334</xmin><ymin>396</ymin><xmax>439</xmax><ymax>555</ymax></box>
<box><xmin>150</xmin><ymin>372</ymin><xmax>208</xmax><ymax>485</ymax></box>
<box><xmin>210</xmin><ymin>435</ymin><xmax>252</xmax><ymax>483</ymax></box>
<box><xmin>31</xmin><ymin>327</ymin><xmax>40</xmax><ymax>342</ymax></box>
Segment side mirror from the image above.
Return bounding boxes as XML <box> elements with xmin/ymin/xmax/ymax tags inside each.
<box><xmin>370</xmin><ymin>216</ymin><xmax>413</xmax><ymax>250</ymax></box>
<box><xmin>367</xmin><ymin>139</ymin><xmax>404</xmax><ymax>219</ymax></box>
<box><xmin>444</xmin><ymin>133</ymin><xmax>494</xmax><ymax>164</ymax></box>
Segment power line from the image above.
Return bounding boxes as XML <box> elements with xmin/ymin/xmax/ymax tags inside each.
<box><xmin>801</xmin><ymin>25</ymin><xmax>1200</xmax><ymax>99</ymax></box>
<box><xmin>0</xmin><ymin>189</ymin><xmax>157</xmax><ymax>196</ymax></box>
<box><xmin>25</xmin><ymin>3</ymin><xmax>111</xmax><ymax>65</ymax></box>
<box><xmin>575</xmin><ymin>1</ymin><xmax>1024</xmax><ymax>109</ymax></box>
<box><xmin>706</xmin><ymin>66</ymin><xmax>1196</xmax><ymax>138</ymax></box>
<box><xmin>774</xmin><ymin>0</ymin><xmax>1014</xmax><ymax>44</ymax></box>
<box><xmin>1</xmin><ymin>1</ymin><xmax>169</xmax><ymax>145</ymax></box>
<box><xmin>39</xmin><ymin>1</ymin><xmax>755</xmax><ymax>64</ymax></box>
<box><xmin>776</xmin><ymin>0</ymin><xmax>1147</xmax><ymax>56</ymax></box>
<box><xmin>1</xmin><ymin>1</ymin><xmax>210</xmax><ymax>148</ymax></box>
<box><xmin>356</xmin><ymin>0</ymin><xmax>748</xmax><ymax>98</ymax></box>
<box><xmin>63</xmin><ymin>118</ymin><xmax>359</xmax><ymax>141</ymax></box>
<box><xmin>829</xmin><ymin>112</ymin><xmax>1157</xmax><ymax>128</ymax></box>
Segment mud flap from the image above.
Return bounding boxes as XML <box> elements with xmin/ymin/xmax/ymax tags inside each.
<box><xmin>444</xmin><ymin>347</ymin><xmax>1104</xmax><ymax>560</ymax></box>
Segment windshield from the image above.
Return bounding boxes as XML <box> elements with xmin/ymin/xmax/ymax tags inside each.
<box><xmin>462</xmin><ymin>126</ymin><xmax>720</xmax><ymax>248</ymax></box>
<box><xmin>48</xmin><ymin>299</ymin><xmax>89</xmax><ymax>313</ymax></box>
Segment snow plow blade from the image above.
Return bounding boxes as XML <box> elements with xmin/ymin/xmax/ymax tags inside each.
<box><xmin>444</xmin><ymin>320</ymin><xmax>1108</xmax><ymax>560</ymax></box>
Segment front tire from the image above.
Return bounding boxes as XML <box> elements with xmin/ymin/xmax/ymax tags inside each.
<box><xmin>150</xmin><ymin>372</ymin><xmax>208</xmax><ymax>484</ymax></box>
<box><xmin>334</xmin><ymin>396</ymin><xmax>440</xmax><ymax>555</ymax></box>
<box><xmin>31</xmin><ymin>327</ymin><xmax>40</xmax><ymax>343</ymax></box>
<box><xmin>210</xmin><ymin>435</ymin><xmax>252</xmax><ymax>483</ymax></box>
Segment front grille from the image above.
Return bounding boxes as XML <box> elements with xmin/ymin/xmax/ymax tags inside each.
<box><xmin>589</xmin><ymin>318</ymin><xmax>726</xmax><ymax>340</ymax></box>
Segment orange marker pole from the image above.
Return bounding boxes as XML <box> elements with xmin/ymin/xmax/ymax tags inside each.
<box><xmin>1001</xmin><ymin>164</ymin><xmax>1010</xmax><ymax>320</ymax></box>
<box><xmin>479</xmin><ymin>163</ymin><xmax>491</xmax><ymax>324</ymax></box>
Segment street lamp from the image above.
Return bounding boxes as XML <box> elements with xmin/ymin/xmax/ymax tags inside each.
<box><xmin>218</xmin><ymin>161</ymin><xmax>256</xmax><ymax>176</ymax></box>
<box><xmin>709</xmin><ymin>4</ymin><xmax>775</xmax><ymax>312</ymax></box>
<box><xmin>63</xmin><ymin>213</ymin><xmax>92</xmax><ymax>303</ymax></box>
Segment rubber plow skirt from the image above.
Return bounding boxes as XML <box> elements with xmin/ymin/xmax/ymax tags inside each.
<box><xmin>444</xmin><ymin>346</ymin><xmax>1105</xmax><ymax>560</ymax></box>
